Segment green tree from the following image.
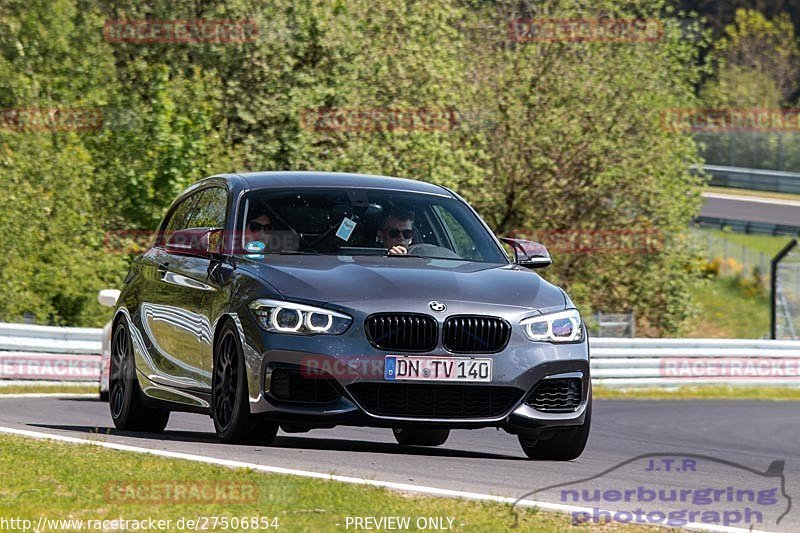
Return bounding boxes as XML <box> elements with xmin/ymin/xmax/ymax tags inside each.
<box><xmin>0</xmin><ymin>0</ymin><xmax>125</xmax><ymax>325</ymax></box>
<box><xmin>697</xmin><ymin>9</ymin><xmax>800</xmax><ymax>170</ymax></box>
<box><xmin>456</xmin><ymin>0</ymin><xmax>709</xmax><ymax>334</ymax></box>
<box><xmin>0</xmin><ymin>0</ymin><xmax>711</xmax><ymax>335</ymax></box>
<box><xmin>704</xmin><ymin>8</ymin><xmax>800</xmax><ymax>104</ymax></box>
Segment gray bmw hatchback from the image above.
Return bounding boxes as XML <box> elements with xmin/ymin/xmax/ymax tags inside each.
<box><xmin>109</xmin><ymin>172</ymin><xmax>591</xmax><ymax>460</ymax></box>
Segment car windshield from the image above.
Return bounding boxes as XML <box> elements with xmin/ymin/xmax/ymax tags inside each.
<box><xmin>235</xmin><ymin>188</ymin><xmax>507</xmax><ymax>263</ymax></box>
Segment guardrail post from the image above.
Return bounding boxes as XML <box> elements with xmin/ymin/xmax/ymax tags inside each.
<box><xmin>771</xmin><ymin>239</ymin><xmax>799</xmax><ymax>339</ymax></box>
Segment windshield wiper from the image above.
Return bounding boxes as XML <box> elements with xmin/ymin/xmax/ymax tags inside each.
<box><xmin>274</xmin><ymin>250</ymin><xmax>321</xmax><ymax>255</ymax></box>
<box><xmin>240</xmin><ymin>250</ymin><xmax>321</xmax><ymax>256</ymax></box>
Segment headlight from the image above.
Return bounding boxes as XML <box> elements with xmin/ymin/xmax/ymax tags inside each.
<box><xmin>249</xmin><ymin>299</ymin><xmax>352</xmax><ymax>335</ymax></box>
<box><xmin>520</xmin><ymin>309</ymin><xmax>583</xmax><ymax>343</ymax></box>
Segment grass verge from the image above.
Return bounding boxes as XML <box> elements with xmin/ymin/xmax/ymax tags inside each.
<box><xmin>705</xmin><ymin>186</ymin><xmax>800</xmax><ymax>202</ymax></box>
<box><xmin>679</xmin><ymin>276</ymin><xmax>770</xmax><ymax>338</ymax></box>
<box><xmin>707</xmin><ymin>230</ymin><xmax>794</xmax><ymax>258</ymax></box>
<box><xmin>0</xmin><ymin>384</ymin><xmax>99</xmax><ymax>395</ymax></box>
<box><xmin>594</xmin><ymin>385</ymin><xmax>800</xmax><ymax>401</ymax></box>
<box><xmin>0</xmin><ymin>433</ymin><xmax>663</xmax><ymax>532</ymax></box>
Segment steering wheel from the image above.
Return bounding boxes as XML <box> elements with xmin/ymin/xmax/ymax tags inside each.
<box><xmin>407</xmin><ymin>243</ymin><xmax>461</xmax><ymax>259</ymax></box>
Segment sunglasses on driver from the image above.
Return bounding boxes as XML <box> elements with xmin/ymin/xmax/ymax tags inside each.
<box><xmin>384</xmin><ymin>228</ymin><xmax>413</xmax><ymax>239</ymax></box>
<box><xmin>249</xmin><ymin>221</ymin><xmax>272</xmax><ymax>232</ymax></box>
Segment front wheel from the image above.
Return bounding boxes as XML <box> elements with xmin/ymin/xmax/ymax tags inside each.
<box><xmin>518</xmin><ymin>397</ymin><xmax>591</xmax><ymax>460</ymax></box>
<box><xmin>109</xmin><ymin>321</ymin><xmax>170</xmax><ymax>432</ymax></box>
<box><xmin>212</xmin><ymin>322</ymin><xmax>278</xmax><ymax>444</ymax></box>
<box><xmin>393</xmin><ymin>427</ymin><xmax>450</xmax><ymax>446</ymax></box>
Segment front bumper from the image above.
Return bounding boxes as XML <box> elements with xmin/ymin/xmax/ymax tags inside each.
<box><xmin>241</xmin><ymin>313</ymin><xmax>590</xmax><ymax>431</ymax></box>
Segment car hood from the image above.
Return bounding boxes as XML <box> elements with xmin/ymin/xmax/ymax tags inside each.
<box><xmin>239</xmin><ymin>255</ymin><xmax>566</xmax><ymax>311</ymax></box>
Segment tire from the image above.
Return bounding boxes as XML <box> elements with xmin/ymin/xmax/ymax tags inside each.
<box><xmin>212</xmin><ymin>322</ymin><xmax>278</xmax><ymax>445</ymax></box>
<box><xmin>99</xmin><ymin>390</ymin><xmax>109</xmax><ymax>402</ymax></box>
<box><xmin>518</xmin><ymin>395</ymin><xmax>592</xmax><ymax>460</ymax></box>
<box><xmin>393</xmin><ymin>427</ymin><xmax>450</xmax><ymax>446</ymax></box>
<box><xmin>109</xmin><ymin>321</ymin><xmax>170</xmax><ymax>432</ymax></box>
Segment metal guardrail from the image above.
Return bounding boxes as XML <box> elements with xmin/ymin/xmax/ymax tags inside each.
<box><xmin>694</xmin><ymin>164</ymin><xmax>800</xmax><ymax>195</ymax></box>
<box><xmin>0</xmin><ymin>322</ymin><xmax>102</xmax><ymax>382</ymax></box>
<box><xmin>591</xmin><ymin>337</ymin><xmax>800</xmax><ymax>387</ymax></box>
<box><xmin>2</xmin><ymin>322</ymin><xmax>800</xmax><ymax>387</ymax></box>
<box><xmin>0</xmin><ymin>322</ymin><xmax>102</xmax><ymax>353</ymax></box>
<box><xmin>694</xmin><ymin>216</ymin><xmax>800</xmax><ymax>237</ymax></box>
<box><xmin>692</xmin><ymin>164</ymin><xmax>800</xmax><ymax>235</ymax></box>
<box><xmin>591</xmin><ymin>312</ymin><xmax>635</xmax><ymax>338</ymax></box>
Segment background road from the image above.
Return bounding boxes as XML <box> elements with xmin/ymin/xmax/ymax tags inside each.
<box><xmin>701</xmin><ymin>193</ymin><xmax>800</xmax><ymax>226</ymax></box>
<box><xmin>1</xmin><ymin>398</ymin><xmax>799</xmax><ymax>531</ymax></box>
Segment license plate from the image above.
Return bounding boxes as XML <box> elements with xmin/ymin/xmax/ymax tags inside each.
<box><xmin>384</xmin><ymin>356</ymin><xmax>492</xmax><ymax>382</ymax></box>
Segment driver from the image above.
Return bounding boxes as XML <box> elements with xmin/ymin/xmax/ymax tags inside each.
<box><xmin>377</xmin><ymin>207</ymin><xmax>414</xmax><ymax>255</ymax></box>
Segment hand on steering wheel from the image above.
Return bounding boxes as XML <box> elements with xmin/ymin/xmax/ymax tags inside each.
<box><xmin>388</xmin><ymin>245</ymin><xmax>408</xmax><ymax>255</ymax></box>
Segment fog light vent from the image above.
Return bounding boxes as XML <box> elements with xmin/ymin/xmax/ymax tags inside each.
<box><xmin>526</xmin><ymin>378</ymin><xmax>582</xmax><ymax>412</ymax></box>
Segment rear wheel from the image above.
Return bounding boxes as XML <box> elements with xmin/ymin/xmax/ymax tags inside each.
<box><xmin>392</xmin><ymin>427</ymin><xmax>450</xmax><ymax>446</ymax></box>
<box><xmin>518</xmin><ymin>396</ymin><xmax>591</xmax><ymax>460</ymax></box>
<box><xmin>109</xmin><ymin>321</ymin><xmax>170</xmax><ymax>432</ymax></box>
<box><xmin>212</xmin><ymin>322</ymin><xmax>278</xmax><ymax>444</ymax></box>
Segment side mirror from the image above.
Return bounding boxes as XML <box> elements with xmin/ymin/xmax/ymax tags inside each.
<box><xmin>97</xmin><ymin>289</ymin><xmax>121</xmax><ymax>308</ymax></box>
<box><xmin>499</xmin><ymin>237</ymin><xmax>552</xmax><ymax>268</ymax></box>
<box><xmin>165</xmin><ymin>228</ymin><xmax>223</xmax><ymax>257</ymax></box>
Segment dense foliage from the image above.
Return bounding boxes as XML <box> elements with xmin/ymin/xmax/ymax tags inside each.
<box><xmin>0</xmin><ymin>0</ymin><xmax>725</xmax><ymax>333</ymax></box>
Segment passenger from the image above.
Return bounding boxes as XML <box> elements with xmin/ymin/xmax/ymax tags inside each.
<box><xmin>243</xmin><ymin>209</ymin><xmax>272</xmax><ymax>250</ymax></box>
<box><xmin>246</xmin><ymin>212</ymin><xmax>272</xmax><ymax>245</ymax></box>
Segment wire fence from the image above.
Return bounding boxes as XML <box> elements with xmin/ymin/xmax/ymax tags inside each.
<box><xmin>593</xmin><ymin>232</ymin><xmax>780</xmax><ymax>337</ymax></box>
<box><xmin>775</xmin><ymin>241</ymin><xmax>800</xmax><ymax>340</ymax></box>
<box><xmin>697</xmin><ymin>132</ymin><xmax>800</xmax><ymax>172</ymax></box>
<box><xmin>590</xmin><ymin>312</ymin><xmax>635</xmax><ymax>338</ymax></box>
<box><xmin>696</xmin><ymin>231</ymin><xmax>771</xmax><ymax>288</ymax></box>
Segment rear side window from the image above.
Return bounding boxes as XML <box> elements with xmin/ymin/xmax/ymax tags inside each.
<box><xmin>189</xmin><ymin>187</ymin><xmax>227</xmax><ymax>229</ymax></box>
<box><xmin>161</xmin><ymin>194</ymin><xmax>201</xmax><ymax>245</ymax></box>
<box><xmin>159</xmin><ymin>186</ymin><xmax>227</xmax><ymax>245</ymax></box>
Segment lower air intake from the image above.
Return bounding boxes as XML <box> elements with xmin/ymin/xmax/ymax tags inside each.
<box><xmin>268</xmin><ymin>367</ymin><xmax>340</xmax><ymax>404</ymax></box>
<box><xmin>526</xmin><ymin>378</ymin><xmax>582</xmax><ymax>412</ymax></box>
<box><xmin>347</xmin><ymin>383</ymin><xmax>523</xmax><ymax>419</ymax></box>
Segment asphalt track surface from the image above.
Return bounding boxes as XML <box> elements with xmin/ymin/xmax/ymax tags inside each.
<box><xmin>1</xmin><ymin>398</ymin><xmax>799</xmax><ymax>531</ymax></box>
<box><xmin>700</xmin><ymin>193</ymin><xmax>800</xmax><ymax>226</ymax></box>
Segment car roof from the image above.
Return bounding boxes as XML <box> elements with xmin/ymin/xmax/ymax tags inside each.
<box><xmin>229</xmin><ymin>171</ymin><xmax>453</xmax><ymax>197</ymax></box>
